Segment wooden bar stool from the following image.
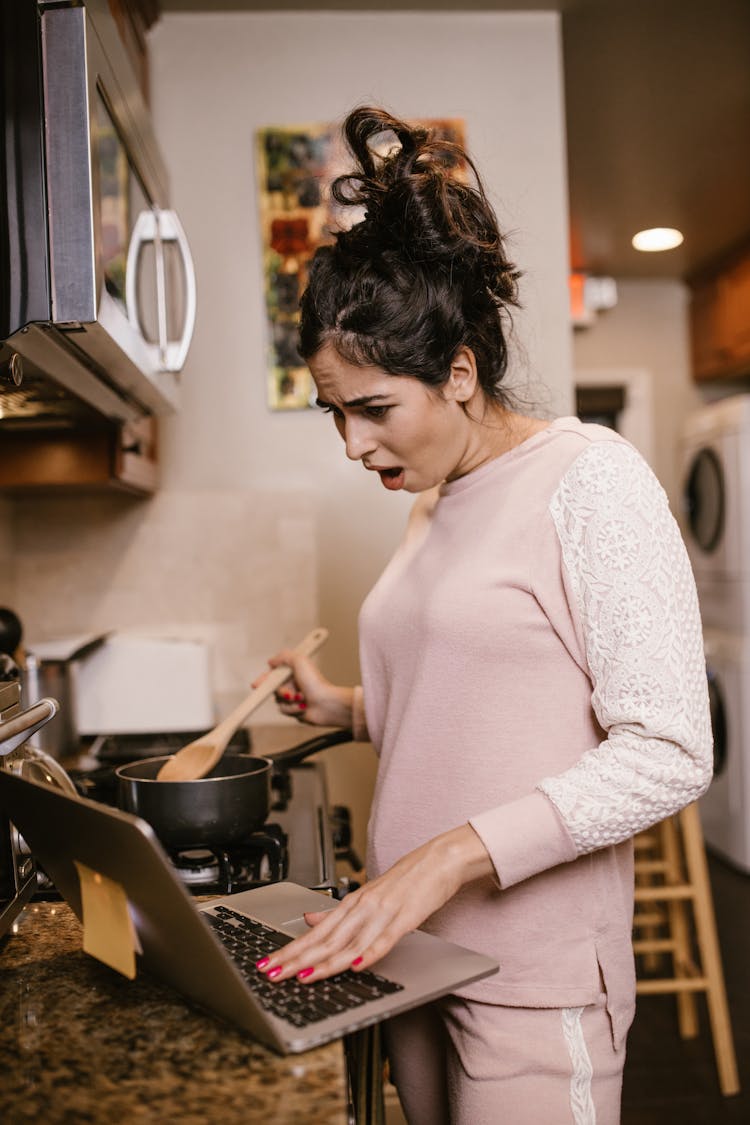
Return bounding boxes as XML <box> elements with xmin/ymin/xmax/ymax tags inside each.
<box><xmin>632</xmin><ymin>803</ymin><xmax>740</xmax><ymax>1096</ymax></box>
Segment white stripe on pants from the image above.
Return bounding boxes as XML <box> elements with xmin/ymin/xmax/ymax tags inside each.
<box><xmin>383</xmin><ymin>992</ymin><xmax>625</xmax><ymax>1125</ymax></box>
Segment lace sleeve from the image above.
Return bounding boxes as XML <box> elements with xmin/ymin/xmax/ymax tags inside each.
<box><xmin>538</xmin><ymin>440</ymin><xmax>713</xmax><ymax>854</ymax></box>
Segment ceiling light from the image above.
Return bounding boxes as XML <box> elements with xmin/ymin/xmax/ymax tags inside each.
<box><xmin>632</xmin><ymin>228</ymin><xmax>684</xmax><ymax>252</ymax></box>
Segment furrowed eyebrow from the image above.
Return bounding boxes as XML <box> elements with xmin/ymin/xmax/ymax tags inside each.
<box><xmin>315</xmin><ymin>394</ymin><xmax>391</xmax><ymax>409</ymax></box>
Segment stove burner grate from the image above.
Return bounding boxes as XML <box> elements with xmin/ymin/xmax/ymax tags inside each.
<box><xmin>168</xmin><ymin>824</ymin><xmax>288</xmax><ymax>895</ymax></box>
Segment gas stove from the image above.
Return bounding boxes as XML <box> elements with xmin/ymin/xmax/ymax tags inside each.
<box><xmin>50</xmin><ymin>728</ymin><xmax>360</xmax><ymax>900</ymax></box>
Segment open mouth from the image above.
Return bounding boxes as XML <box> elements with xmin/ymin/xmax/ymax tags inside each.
<box><xmin>377</xmin><ymin>467</ymin><xmax>405</xmax><ymax>491</ymax></box>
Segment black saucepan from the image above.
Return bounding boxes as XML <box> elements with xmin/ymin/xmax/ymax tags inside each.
<box><xmin>115</xmin><ymin>729</ymin><xmax>353</xmax><ymax>850</ymax></box>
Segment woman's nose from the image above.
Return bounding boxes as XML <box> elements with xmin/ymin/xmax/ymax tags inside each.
<box><xmin>343</xmin><ymin>418</ymin><xmax>375</xmax><ymax>462</ymax></box>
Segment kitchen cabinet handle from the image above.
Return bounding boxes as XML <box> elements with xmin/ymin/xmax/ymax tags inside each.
<box><xmin>125</xmin><ymin>207</ymin><xmax>197</xmax><ymax>374</ymax></box>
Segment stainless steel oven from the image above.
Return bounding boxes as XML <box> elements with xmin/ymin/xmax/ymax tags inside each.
<box><xmin>0</xmin><ymin>0</ymin><xmax>196</xmax><ymax>425</ymax></box>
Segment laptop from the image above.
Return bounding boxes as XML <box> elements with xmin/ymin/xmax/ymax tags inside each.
<box><xmin>0</xmin><ymin>770</ymin><xmax>498</xmax><ymax>1054</ymax></box>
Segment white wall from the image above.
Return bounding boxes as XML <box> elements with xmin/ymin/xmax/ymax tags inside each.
<box><xmin>573</xmin><ymin>279</ymin><xmax>703</xmax><ymax>508</ymax></box>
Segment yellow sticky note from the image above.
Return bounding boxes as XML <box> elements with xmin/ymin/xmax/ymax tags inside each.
<box><xmin>74</xmin><ymin>860</ymin><xmax>138</xmax><ymax>980</ymax></box>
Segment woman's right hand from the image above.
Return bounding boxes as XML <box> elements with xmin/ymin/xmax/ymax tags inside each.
<box><xmin>252</xmin><ymin>649</ymin><xmax>355</xmax><ymax>729</ymax></box>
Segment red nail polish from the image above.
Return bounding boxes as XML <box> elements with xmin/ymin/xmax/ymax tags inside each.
<box><xmin>297</xmin><ymin>967</ymin><xmax>314</xmax><ymax>980</ymax></box>
<box><xmin>299</xmin><ymin>701</ymin><xmax>307</xmax><ymax>710</ymax></box>
<box><xmin>267</xmin><ymin>965</ymin><xmax>282</xmax><ymax>980</ymax></box>
<box><xmin>351</xmin><ymin>956</ymin><xmax>363</xmax><ymax>967</ymax></box>
<box><xmin>255</xmin><ymin>957</ymin><xmax>270</xmax><ymax>970</ymax></box>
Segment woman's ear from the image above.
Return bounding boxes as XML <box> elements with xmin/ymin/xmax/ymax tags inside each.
<box><xmin>445</xmin><ymin>347</ymin><xmax>479</xmax><ymax>403</ymax></box>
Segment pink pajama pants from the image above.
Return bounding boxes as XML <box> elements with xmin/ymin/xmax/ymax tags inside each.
<box><xmin>383</xmin><ymin>992</ymin><xmax>626</xmax><ymax>1124</ymax></box>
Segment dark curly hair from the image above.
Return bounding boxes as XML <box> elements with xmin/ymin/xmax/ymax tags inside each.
<box><xmin>298</xmin><ymin>106</ymin><xmax>521</xmax><ymax>405</ymax></box>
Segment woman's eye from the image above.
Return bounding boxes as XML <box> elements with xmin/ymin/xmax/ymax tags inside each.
<box><xmin>364</xmin><ymin>406</ymin><xmax>390</xmax><ymax>419</ymax></box>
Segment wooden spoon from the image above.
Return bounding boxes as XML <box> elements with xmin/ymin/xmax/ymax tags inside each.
<box><xmin>155</xmin><ymin>627</ymin><xmax>328</xmax><ymax>782</ymax></box>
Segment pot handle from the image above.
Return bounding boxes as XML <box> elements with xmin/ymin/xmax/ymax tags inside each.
<box><xmin>0</xmin><ymin>699</ymin><xmax>59</xmax><ymax>756</ymax></box>
<box><xmin>265</xmin><ymin>728</ymin><xmax>354</xmax><ymax>768</ymax></box>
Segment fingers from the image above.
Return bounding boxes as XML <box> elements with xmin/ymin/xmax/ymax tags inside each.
<box><xmin>303</xmin><ymin>910</ymin><xmax>329</xmax><ymax>927</ymax></box>
<box><xmin>274</xmin><ymin>685</ymin><xmax>308</xmax><ymax>721</ymax></box>
<box><xmin>253</xmin><ymin>648</ymin><xmax>354</xmax><ymax>728</ymax></box>
<box><xmin>268</xmin><ymin>648</ymin><xmax>300</xmax><ymax>673</ymax></box>
<box><xmin>250</xmin><ymin>651</ymin><xmax>305</xmax><ymax>718</ymax></box>
<box><xmin>255</xmin><ymin>832</ymin><xmax>470</xmax><ymax>987</ymax></box>
<box><xmin>284</xmin><ymin>921</ymin><xmax>400</xmax><ymax>983</ymax></box>
<box><xmin>256</xmin><ymin>897</ymin><xmax>360</xmax><ymax>981</ymax></box>
<box><xmin>255</xmin><ymin>886</ymin><xmax>407</xmax><ymax>985</ymax></box>
<box><xmin>275</xmin><ymin>687</ymin><xmax>305</xmax><ymax>704</ymax></box>
<box><xmin>251</xmin><ymin>649</ymin><xmax>299</xmax><ymax>689</ymax></box>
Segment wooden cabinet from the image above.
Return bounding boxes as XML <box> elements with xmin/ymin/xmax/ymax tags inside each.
<box><xmin>689</xmin><ymin>244</ymin><xmax>750</xmax><ymax>382</ymax></box>
<box><xmin>0</xmin><ymin>416</ymin><xmax>158</xmax><ymax>495</ymax></box>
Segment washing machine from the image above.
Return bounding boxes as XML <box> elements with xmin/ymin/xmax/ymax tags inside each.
<box><xmin>681</xmin><ymin>395</ymin><xmax>750</xmax><ymax>583</ymax></box>
<box><xmin>680</xmin><ymin>394</ymin><xmax>750</xmax><ymax>630</ymax></box>
<box><xmin>700</xmin><ymin>628</ymin><xmax>750</xmax><ymax>874</ymax></box>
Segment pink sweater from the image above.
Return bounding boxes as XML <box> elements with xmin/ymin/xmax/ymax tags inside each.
<box><xmin>351</xmin><ymin>417</ymin><xmax>712</xmax><ymax>1048</ymax></box>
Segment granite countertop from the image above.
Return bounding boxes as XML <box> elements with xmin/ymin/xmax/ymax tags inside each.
<box><xmin>0</xmin><ymin>902</ymin><xmax>349</xmax><ymax>1125</ymax></box>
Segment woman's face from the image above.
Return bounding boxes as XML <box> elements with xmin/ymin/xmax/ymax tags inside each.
<box><xmin>309</xmin><ymin>343</ymin><xmax>477</xmax><ymax>493</ymax></box>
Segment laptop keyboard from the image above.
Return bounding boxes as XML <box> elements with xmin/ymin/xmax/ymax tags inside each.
<box><xmin>205</xmin><ymin>904</ymin><xmax>404</xmax><ymax>1028</ymax></box>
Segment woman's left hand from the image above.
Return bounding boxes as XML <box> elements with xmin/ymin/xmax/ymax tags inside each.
<box><xmin>256</xmin><ymin>824</ymin><xmax>494</xmax><ymax>984</ymax></box>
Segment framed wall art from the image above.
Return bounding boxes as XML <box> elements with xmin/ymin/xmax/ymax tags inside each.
<box><xmin>255</xmin><ymin>118</ymin><xmax>466</xmax><ymax>411</ymax></box>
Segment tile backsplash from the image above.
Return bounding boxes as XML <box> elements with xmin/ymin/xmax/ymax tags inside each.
<box><xmin>9</xmin><ymin>487</ymin><xmax>317</xmax><ymax>714</ymax></box>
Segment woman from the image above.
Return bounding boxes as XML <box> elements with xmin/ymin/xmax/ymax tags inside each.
<box><xmin>255</xmin><ymin>107</ymin><xmax>712</xmax><ymax>1124</ymax></box>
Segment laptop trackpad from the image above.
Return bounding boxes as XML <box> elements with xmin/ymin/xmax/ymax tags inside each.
<box><xmin>281</xmin><ymin>915</ymin><xmax>313</xmax><ymax>937</ymax></box>
<box><xmin>282</xmin><ymin>894</ymin><xmax>337</xmax><ymax>936</ymax></box>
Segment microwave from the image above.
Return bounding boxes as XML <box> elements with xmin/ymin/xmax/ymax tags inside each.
<box><xmin>0</xmin><ymin>0</ymin><xmax>196</xmax><ymax>426</ymax></box>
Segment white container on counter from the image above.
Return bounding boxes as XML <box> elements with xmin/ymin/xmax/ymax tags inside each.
<box><xmin>72</xmin><ymin>633</ymin><xmax>214</xmax><ymax>735</ymax></box>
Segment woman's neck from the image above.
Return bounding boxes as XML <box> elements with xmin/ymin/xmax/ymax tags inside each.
<box><xmin>446</xmin><ymin>402</ymin><xmax>550</xmax><ymax>482</ymax></box>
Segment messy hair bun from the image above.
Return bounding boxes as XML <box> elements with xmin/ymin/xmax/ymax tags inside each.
<box><xmin>299</xmin><ymin>106</ymin><xmax>521</xmax><ymax>403</ymax></box>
